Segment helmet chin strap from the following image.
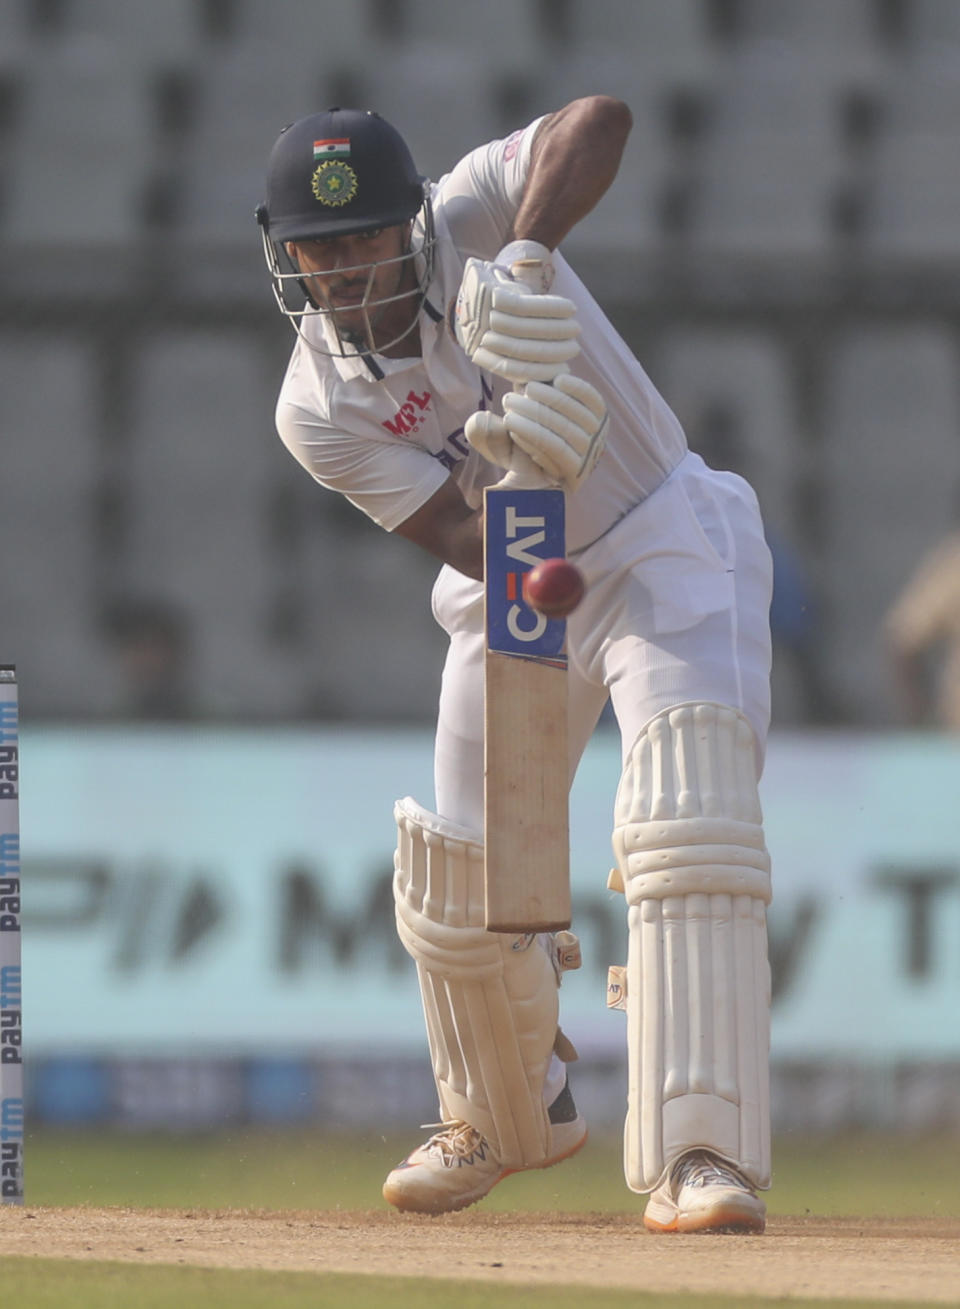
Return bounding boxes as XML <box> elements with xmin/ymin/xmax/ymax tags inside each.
<box><xmin>338</xmin><ymin>300</ymin><xmax>420</xmax><ymax>356</ymax></box>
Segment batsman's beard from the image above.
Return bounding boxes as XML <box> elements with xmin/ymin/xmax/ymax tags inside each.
<box><xmin>317</xmin><ymin>270</ymin><xmax>422</xmax><ymax>354</ymax></box>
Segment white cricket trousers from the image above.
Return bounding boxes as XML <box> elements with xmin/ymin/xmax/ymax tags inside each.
<box><xmin>431</xmin><ymin>452</ymin><xmax>774</xmax><ymax>834</ymax></box>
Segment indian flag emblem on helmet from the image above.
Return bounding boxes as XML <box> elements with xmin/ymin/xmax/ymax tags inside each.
<box><xmin>313</xmin><ymin>138</ymin><xmax>351</xmax><ymax>160</ymax></box>
<box><xmin>311</xmin><ymin>160</ymin><xmax>359</xmax><ymax>207</ymax></box>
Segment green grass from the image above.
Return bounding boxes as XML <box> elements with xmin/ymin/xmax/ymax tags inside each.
<box><xmin>20</xmin><ymin>1128</ymin><xmax>960</xmax><ymax>1217</ymax></box>
<box><xmin>0</xmin><ymin>1259</ymin><xmax>939</xmax><ymax>1309</ymax></box>
<box><xmin>767</xmin><ymin>1133</ymin><xmax>960</xmax><ymax>1219</ymax></box>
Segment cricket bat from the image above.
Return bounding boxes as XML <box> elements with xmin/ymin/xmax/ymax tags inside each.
<box><xmin>483</xmin><ymin>478</ymin><xmax>570</xmax><ymax>932</ymax></box>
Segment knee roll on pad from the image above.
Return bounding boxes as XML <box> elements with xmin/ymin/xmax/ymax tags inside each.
<box><xmin>612</xmin><ymin>703</ymin><xmax>772</xmax><ymax>1192</ymax></box>
<box><xmin>393</xmin><ymin>796</ymin><xmax>570</xmax><ymax>1168</ymax></box>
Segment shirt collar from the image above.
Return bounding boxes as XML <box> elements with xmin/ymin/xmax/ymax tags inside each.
<box><xmin>325</xmin><ymin>290</ymin><xmax>446</xmax><ymax>383</ymax></box>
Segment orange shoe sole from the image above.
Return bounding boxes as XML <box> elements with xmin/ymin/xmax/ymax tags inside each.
<box><xmin>644</xmin><ymin>1204</ymin><xmax>766</xmax><ymax>1235</ymax></box>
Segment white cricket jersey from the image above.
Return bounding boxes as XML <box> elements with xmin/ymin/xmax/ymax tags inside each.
<box><xmin>275</xmin><ymin>116</ymin><xmax>688</xmax><ymax>553</ymax></box>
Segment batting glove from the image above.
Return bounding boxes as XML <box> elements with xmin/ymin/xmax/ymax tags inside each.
<box><xmin>464</xmin><ymin>409</ymin><xmax>550</xmax><ymax>484</ymax></box>
<box><xmin>502</xmin><ymin>374</ymin><xmax>608</xmax><ymax>493</ymax></box>
<box><xmin>465</xmin><ymin>374</ymin><xmax>608</xmax><ymax>493</ymax></box>
<box><xmin>455</xmin><ymin>240</ymin><xmax>581</xmax><ymax>385</ymax></box>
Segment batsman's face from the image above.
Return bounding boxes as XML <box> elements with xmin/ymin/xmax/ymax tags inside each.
<box><xmin>286</xmin><ymin>224</ymin><xmax>418</xmax><ymax>348</ymax></box>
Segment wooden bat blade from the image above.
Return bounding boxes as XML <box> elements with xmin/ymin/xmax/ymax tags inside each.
<box><xmin>485</xmin><ymin>651</ymin><xmax>570</xmax><ymax>931</ymax></box>
<box><xmin>483</xmin><ymin>483</ymin><xmax>570</xmax><ymax>933</ymax></box>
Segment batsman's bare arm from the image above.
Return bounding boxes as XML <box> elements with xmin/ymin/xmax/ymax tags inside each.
<box><xmin>512</xmin><ymin>95</ymin><xmax>633</xmax><ymax>250</ymax></box>
<box><xmin>393</xmin><ymin>96</ymin><xmax>631</xmax><ymax>573</ymax></box>
<box><xmin>395</xmin><ymin>478</ymin><xmax>485</xmax><ymax>579</ymax></box>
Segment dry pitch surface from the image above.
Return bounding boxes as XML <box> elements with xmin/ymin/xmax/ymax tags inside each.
<box><xmin>1</xmin><ymin>1208</ymin><xmax>958</xmax><ymax>1302</ymax></box>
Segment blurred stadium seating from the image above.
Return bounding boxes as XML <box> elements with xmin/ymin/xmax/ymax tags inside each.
<box><xmin>2</xmin><ymin>0</ymin><xmax>960</xmax><ymax>726</ymax></box>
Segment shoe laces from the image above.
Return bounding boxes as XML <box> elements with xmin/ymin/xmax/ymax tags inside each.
<box><xmin>674</xmin><ymin>1150</ymin><xmax>752</xmax><ymax>1192</ymax></box>
<box><xmin>419</xmin><ymin>1121</ymin><xmax>492</xmax><ymax>1168</ymax></box>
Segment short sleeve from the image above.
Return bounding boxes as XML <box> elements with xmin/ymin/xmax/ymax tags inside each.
<box><xmin>277</xmin><ymin>399</ymin><xmax>450</xmax><ymax>532</ymax></box>
<box><xmin>433</xmin><ymin>116</ymin><xmax>548</xmax><ymax>259</ymax></box>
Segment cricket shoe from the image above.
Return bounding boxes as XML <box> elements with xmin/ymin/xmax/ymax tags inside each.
<box><xmin>382</xmin><ymin>1081</ymin><xmax>587</xmax><ymax>1215</ymax></box>
<box><xmin>643</xmin><ymin>1150</ymin><xmax>766</xmax><ymax>1234</ymax></box>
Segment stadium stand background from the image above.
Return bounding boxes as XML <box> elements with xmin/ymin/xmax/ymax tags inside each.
<box><xmin>3</xmin><ymin>0</ymin><xmax>960</xmax><ymax>728</ymax></box>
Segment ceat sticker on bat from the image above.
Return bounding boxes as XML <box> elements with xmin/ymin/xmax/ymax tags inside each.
<box><xmin>485</xmin><ymin>486</ymin><xmax>567</xmax><ymax>664</ymax></box>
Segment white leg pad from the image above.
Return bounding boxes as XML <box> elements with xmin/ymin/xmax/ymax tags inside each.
<box><xmin>613</xmin><ymin>703</ymin><xmax>772</xmax><ymax>1193</ymax></box>
<box><xmin>393</xmin><ymin>796</ymin><xmax>564</xmax><ymax>1169</ymax></box>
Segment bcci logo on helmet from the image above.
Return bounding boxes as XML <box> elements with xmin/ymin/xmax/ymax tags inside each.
<box><xmin>311</xmin><ymin>160</ymin><xmax>359</xmax><ymax>208</ymax></box>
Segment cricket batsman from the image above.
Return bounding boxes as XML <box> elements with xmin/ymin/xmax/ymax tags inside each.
<box><xmin>257</xmin><ymin>97</ymin><xmax>774</xmax><ymax>1232</ymax></box>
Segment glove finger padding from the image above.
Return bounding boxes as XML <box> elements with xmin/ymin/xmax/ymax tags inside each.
<box><xmin>489</xmin><ymin>287</ymin><xmax>582</xmax><ymax>333</ymax></box>
<box><xmin>505</xmin><ymin>416</ymin><xmax>577</xmax><ymax>485</ymax></box>
<box><xmin>464</xmin><ymin>410</ymin><xmax>549</xmax><ymax>483</ymax></box>
<box><xmin>504</xmin><ymin>396</ymin><xmax>592</xmax><ymax>476</ymax></box>
<box><xmin>550</xmin><ymin>372</ymin><xmax>608</xmax><ymax>421</ymax></box>
<box><xmin>471</xmin><ymin>347</ymin><xmax>579</xmax><ymax>385</ymax></box>
<box><xmin>477</xmin><ymin>331</ymin><xmax>580</xmax><ymax>365</ymax></box>
<box><xmin>502</xmin><ymin>375</ymin><xmax>609</xmax><ymax>492</ymax></box>
<box><xmin>464</xmin><ymin>410</ymin><xmax>513</xmax><ymax>468</ymax></box>
<box><xmin>506</xmin><ymin>379</ymin><xmax>605</xmax><ymax>444</ymax></box>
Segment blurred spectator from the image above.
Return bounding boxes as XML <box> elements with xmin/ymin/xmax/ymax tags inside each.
<box><xmin>100</xmin><ymin>597</ymin><xmax>194</xmax><ymax>720</ymax></box>
<box><xmin>884</xmin><ymin>527</ymin><xmax>960</xmax><ymax>729</ymax></box>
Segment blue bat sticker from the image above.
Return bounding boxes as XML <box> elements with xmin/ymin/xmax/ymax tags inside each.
<box><xmin>485</xmin><ymin>486</ymin><xmax>567</xmax><ymax>663</ymax></box>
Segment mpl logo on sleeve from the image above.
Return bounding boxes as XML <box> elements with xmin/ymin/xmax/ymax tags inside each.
<box><xmin>485</xmin><ymin>487</ymin><xmax>566</xmax><ymax>664</ymax></box>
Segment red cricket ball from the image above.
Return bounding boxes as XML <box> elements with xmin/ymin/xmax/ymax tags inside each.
<box><xmin>522</xmin><ymin>557</ymin><xmax>585</xmax><ymax>619</ymax></box>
